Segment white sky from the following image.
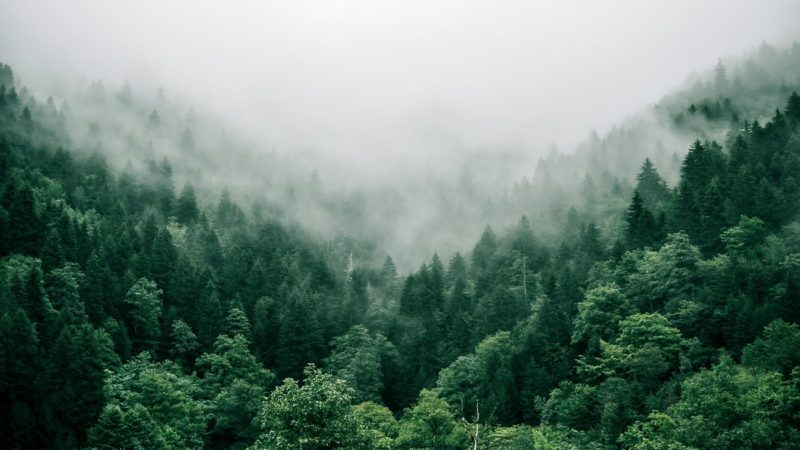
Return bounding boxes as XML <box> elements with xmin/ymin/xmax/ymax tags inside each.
<box><xmin>1</xmin><ymin>0</ymin><xmax>799</xmax><ymax>163</ymax></box>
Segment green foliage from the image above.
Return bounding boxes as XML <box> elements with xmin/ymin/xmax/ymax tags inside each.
<box><xmin>275</xmin><ymin>286</ymin><xmax>325</xmax><ymax>379</ymax></box>
<box><xmin>197</xmin><ymin>334</ymin><xmax>275</xmax><ymax>447</ymax></box>
<box><xmin>396</xmin><ymin>389</ymin><xmax>468</xmax><ymax>450</ymax></box>
<box><xmin>584</xmin><ymin>313</ymin><xmax>696</xmax><ymax>387</ymax></box>
<box><xmin>224</xmin><ymin>306</ymin><xmax>252</xmax><ymax>341</ymax></box>
<box><xmin>742</xmin><ymin>319</ymin><xmax>800</xmax><ymax>376</ymax></box>
<box><xmin>175</xmin><ymin>182</ymin><xmax>199</xmax><ymax>224</ymax></box>
<box><xmin>254</xmin><ymin>365</ymin><xmax>370</xmax><ymax>450</ymax></box>
<box><xmin>352</xmin><ymin>402</ymin><xmax>399</xmax><ymax>450</ymax></box>
<box><xmin>96</xmin><ymin>353</ymin><xmax>207</xmax><ymax>449</ymax></box>
<box><xmin>572</xmin><ymin>283</ymin><xmax>633</xmax><ymax>352</ymax></box>
<box><xmin>1</xmin><ymin>55</ymin><xmax>800</xmax><ymax>449</ymax></box>
<box><xmin>619</xmin><ymin>356</ymin><xmax>800</xmax><ymax>450</ymax></box>
<box><xmin>324</xmin><ymin>324</ymin><xmax>398</xmax><ymax>404</ymax></box>
<box><xmin>169</xmin><ymin>319</ymin><xmax>199</xmax><ymax>368</ymax></box>
<box><xmin>123</xmin><ymin>278</ymin><xmax>163</xmax><ymax>353</ymax></box>
<box><xmin>437</xmin><ymin>331</ymin><xmax>519</xmax><ymax>424</ymax></box>
<box><xmin>49</xmin><ymin>323</ymin><xmax>119</xmax><ymax>446</ymax></box>
<box><xmin>88</xmin><ymin>403</ymin><xmax>177</xmax><ymax>450</ymax></box>
<box><xmin>0</xmin><ymin>309</ymin><xmax>40</xmax><ymax>448</ymax></box>
<box><xmin>625</xmin><ymin>233</ymin><xmax>702</xmax><ymax>314</ymax></box>
<box><xmin>626</xmin><ymin>191</ymin><xmax>659</xmax><ymax>248</ymax></box>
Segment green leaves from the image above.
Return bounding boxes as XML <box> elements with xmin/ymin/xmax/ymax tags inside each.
<box><xmin>742</xmin><ymin>319</ymin><xmax>800</xmax><ymax>376</ymax></box>
<box><xmin>123</xmin><ymin>278</ymin><xmax>163</xmax><ymax>353</ymax></box>
<box><xmin>96</xmin><ymin>353</ymin><xmax>207</xmax><ymax>449</ymax></box>
<box><xmin>585</xmin><ymin>313</ymin><xmax>697</xmax><ymax>388</ymax></box>
<box><xmin>324</xmin><ymin>325</ymin><xmax>397</xmax><ymax>404</ymax></box>
<box><xmin>254</xmin><ymin>365</ymin><xmax>370</xmax><ymax>450</ymax></box>
<box><xmin>619</xmin><ymin>356</ymin><xmax>799</xmax><ymax>450</ymax></box>
<box><xmin>396</xmin><ymin>389</ymin><xmax>467</xmax><ymax>450</ymax></box>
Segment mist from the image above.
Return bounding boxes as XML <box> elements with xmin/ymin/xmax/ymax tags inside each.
<box><xmin>2</xmin><ymin>0</ymin><xmax>800</xmax><ymax>271</ymax></box>
<box><xmin>3</xmin><ymin>1</ymin><xmax>799</xmax><ymax>171</ymax></box>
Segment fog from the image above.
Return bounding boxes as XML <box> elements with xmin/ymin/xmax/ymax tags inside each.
<box><xmin>3</xmin><ymin>1</ymin><xmax>799</xmax><ymax>171</ymax></box>
<box><xmin>2</xmin><ymin>0</ymin><xmax>799</xmax><ymax>271</ymax></box>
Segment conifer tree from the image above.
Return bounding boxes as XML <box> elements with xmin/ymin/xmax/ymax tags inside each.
<box><xmin>625</xmin><ymin>191</ymin><xmax>657</xmax><ymax>248</ymax></box>
<box><xmin>175</xmin><ymin>182</ymin><xmax>199</xmax><ymax>224</ymax></box>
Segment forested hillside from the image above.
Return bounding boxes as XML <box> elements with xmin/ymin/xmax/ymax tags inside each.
<box><xmin>1</xmin><ymin>42</ymin><xmax>800</xmax><ymax>450</ymax></box>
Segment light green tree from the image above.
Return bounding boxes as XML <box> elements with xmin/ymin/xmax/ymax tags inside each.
<box><xmin>124</xmin><ymin>278</ymin><xmax>163</xmax><ymax>353</ymax></box>
<box><xmin>396</xmin><ymin>389</ymin><xmax>468</xmax><ymax>450</ymax></box>
<box><xmin>253</xmin><ymin>364</ymin><xmax>369</xmax><ymax>450</ymax></box>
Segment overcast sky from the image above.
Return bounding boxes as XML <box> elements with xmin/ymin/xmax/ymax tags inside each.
<box><xmin>2</xmin><ymin>0</ymin><xmax>799</xmax><ymax>164</ymax></box>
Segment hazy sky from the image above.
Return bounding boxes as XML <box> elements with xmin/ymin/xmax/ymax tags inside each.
<box><xmin>2</xmin><ymin>0</ymin><xmax>799</xmax><ymax>164</ymax></box>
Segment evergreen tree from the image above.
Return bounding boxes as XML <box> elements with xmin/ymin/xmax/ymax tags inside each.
<box><xmin>169</xmin><ymin>319</ymin><xmax>199</xmax><ymax>368</ymax></box>
<box><xmin>625</xmin><ymin>191</ymin><xmax>657</xmax><ymax>248</ymax></box>
<box><xmin>224</xmin><ymin>305</ymin><xmax>251</xmax><ymax>341</ymax></box>
<box><xmin>0</xmin><ymin>309</ymin><xmax>40</xmax><ymax>448</ymax></box>
<box><xmin>785</xmin><ymin>91</ymin><xmax>800</xmax><ymax>123</ymax></box>
<box><xmin>275</xmin><ymin>287</ymin><xmax>324</xmax><ymax>379</ymax></box>
<box><xmin>634</xmin><ymin>158</ymin><xmax>670</xmax><ymax>211</ymax></box>
<box><xmin>123</xmin><ymin>278</ymin><xmax>163</xmax><ymax>354</ymax></box>
<box><xmin>194</xmin><ymin>279</ymin><xmax>224</xmax><ymax>350</ymax></box>
<box><xmin>175</xmin><ymin>182</ymin><xmax>199</xmax><ymax>224</ymax></box>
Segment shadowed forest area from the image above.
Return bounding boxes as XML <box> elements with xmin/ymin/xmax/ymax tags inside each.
<box><xmin>1</xmin><ymin>41</ymin><xmax>800</xmax><ymax>449</ymax></box>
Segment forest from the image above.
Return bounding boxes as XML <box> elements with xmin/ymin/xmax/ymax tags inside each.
<box><xmin>1</xmin><ymin>41</ymin><xmax>800</xmax><ymax>449</ymax></box>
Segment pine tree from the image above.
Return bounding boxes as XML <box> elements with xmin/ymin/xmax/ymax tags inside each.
<box><xmin>276</xmin><ymin>287</ymin><xmax>324</xmax><ymax>379</ymax></box>
<box><xmin>225</xmin><ymin>305</ymin><xmax>252</xmax><ymax>341</ymax></box>
<box><xmin>2</xmin><ymin>182</ymin><xmax>45</xmax><ymax>256</ymax></box>
<box><xmin>785</xmin><ymin>91</ymin><xmax>800</xmax><ymax>123</ymax></box>
<box><xmin>625</xmin><ymin>191</ymin><xmax>657</xmax><ymax>248</ymax></box>
<box><xmin>677</xmin><ymin>140</ymin><xmax>727</xmax><ymax>240</ymax></box>
<box><xmin>48</xmin><ymin>324</ymin><xmax>118</xmax><ymax>446</ymax></box>
<box><xmin>195</xmin><ymin>279</ymin><xmax>224</xmax><ymax>350</ymax></box>
<box><xmin>123</xmin><ymin>278</ymin><xmax>163</xmax><ymax>354</ymax></box>
<box><xmin>472</xmin><ymin>226</ymin><xmax>497</xmax><ymax>276</ymax></box>
<box><xmin>169</xmin><ymin>319</ymin><xmax>198</xmax><ymax>368</ymax></box>
<box><xmin>175</xmin><ymin>182</ymin><xmax>199</xmax><ymax>224</ymax></box>
<box><xmin>0</xmin><ymin>309</ymin><xmax>40</xmax><ymax>448</ymax></box>
<box><xmin>380</xmin><ymin>255</ymin><xmax>397</xmax><ymax>287</ymax></box>
<box><xmin>635</xmin><ymin>159</ymin><xmax>670</xmax><ymax>211</ymax></box>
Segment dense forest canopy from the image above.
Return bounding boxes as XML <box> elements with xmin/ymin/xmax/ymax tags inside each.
<box><xmin>1</xmin><ymin>40</ymin><xmax>800</xmax><ymax>449</ymax></box>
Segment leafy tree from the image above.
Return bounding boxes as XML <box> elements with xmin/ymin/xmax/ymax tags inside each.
<box><xmin>396</xmin><ymin>389</ymin><xmax>468</xmax><ymax>450</ymax></box>
<box><xmin>741</xmin><ymin>319</ymin><xmax>800</xmax><ymax>376</ymax></box>
<box><xmin>619</xmin><ymin>356</ymin><xmax>800</xmax><ymax>450</ymax></box>
<box><xmin>582</xmin><ymin>313</ymin><xmax>696</xmax><ymax>389</ymax></box>
<box><xmin>572</xmin><ymin>283</ymin><xmax>633</xmax><ymax>354</ymax></box>
<box><xmin>254</xmin><ymin>365</ymin><xmax>370</xmax><ymax>450</ymax></box>
<box><xmin>95</xmin><ymin>353</ymin><xmax>206</xmax><ymax>449</ymax></box>
<box><xmin>352</xmin><ymin>402</ymin><xmax>399</xmax><ymax>450</ymax></box>
<box><xmin>88</xmin><ymin>403</ymin><xmax>175</xmax><ymax>450</ymax></box>
<box><xmin>625</xmin><ymin>232</ymin><xmax>702</xmax><ymax>314</ymax></box>
<box><xmin>438</xmin><ymin>331</ymin><xmax>519</xmax><ymax>424</ymax></box>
